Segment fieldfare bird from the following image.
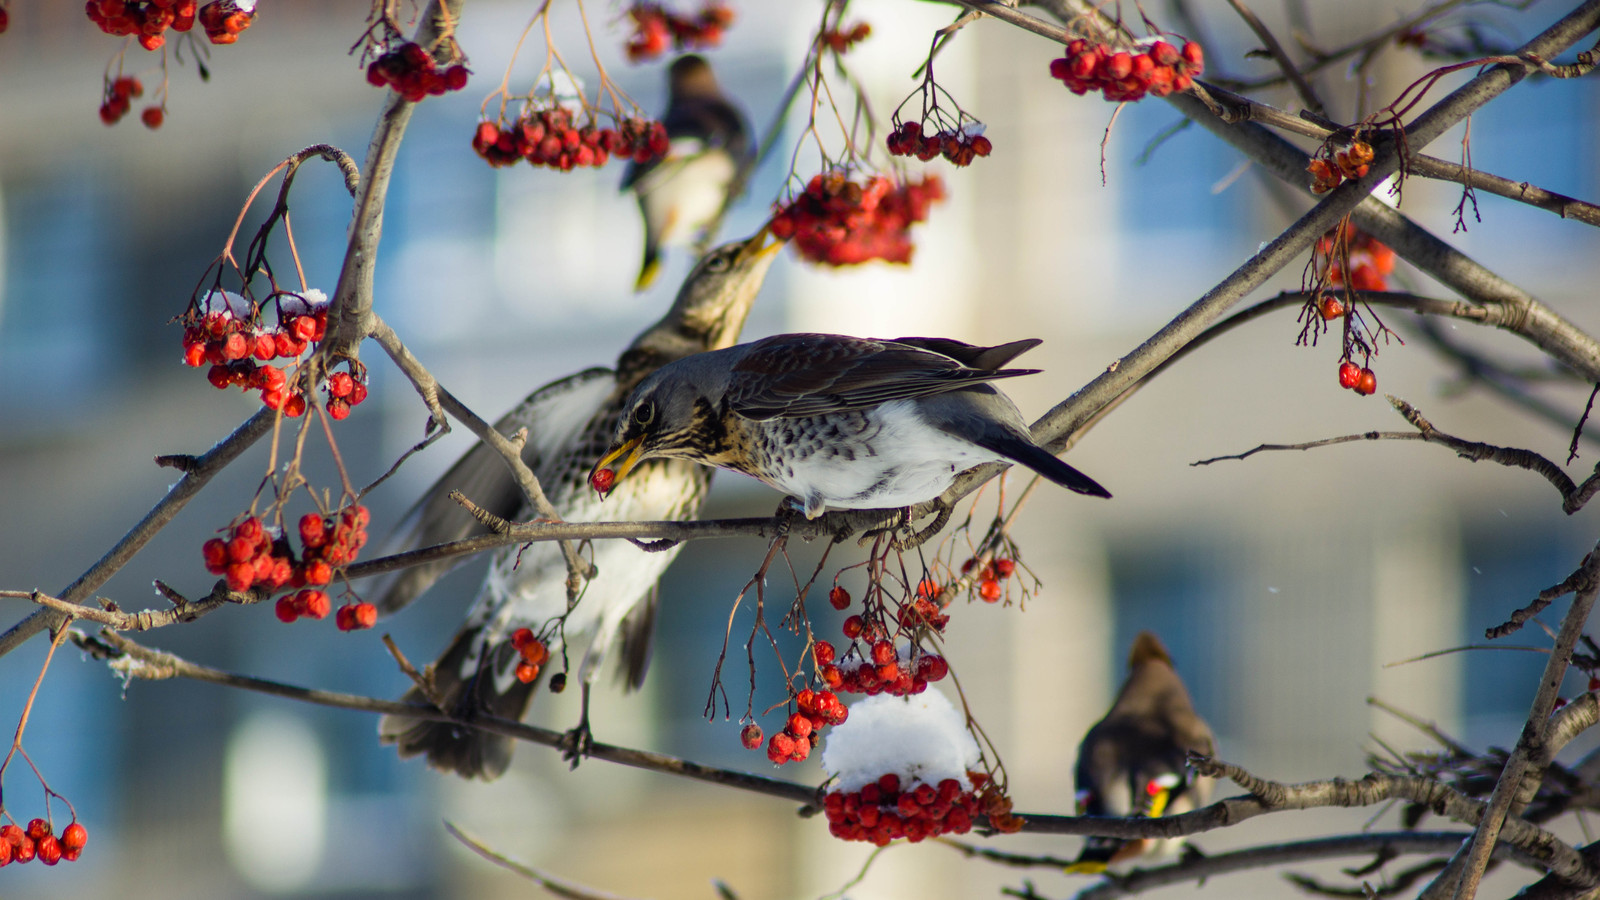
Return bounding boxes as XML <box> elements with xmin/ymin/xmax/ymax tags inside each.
<box><xmin>1068</xmin><ymin>631</ymin><xmax>1215</xmax><ymax>874</ymax></box>
<box><xmin>593</xmin><ymin>333</ymin><xmax>1110</xmax><ymax>519</ymax></box>
<box><xmin>371</xmin><ymin>228</ymin><xmax>782</xmax><ymax>780</ymax></box>
<box><xmin>624</xmin><ymin>54</ymin><xmax>753</xmax><ymax>291</ymax></box>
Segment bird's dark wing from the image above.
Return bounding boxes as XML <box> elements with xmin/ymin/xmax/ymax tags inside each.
<box><xmin>890</xmin><ymin>337</ymin><xmax>1041</xmax><ymax>371</ymax></box>
<box><xmin>725</xmin><ymin>334</ymin><xmax>1038</xmax><ymax>420</ymax></box>
<box><xmin>621</xmin><ymin>98</ymin><xmax>751</xmax><ymax>191</ymax></box>
<box><xmin>363</xmin><ymin>368</ymin><xmax>616</xmax><ymax>615</ymax></box>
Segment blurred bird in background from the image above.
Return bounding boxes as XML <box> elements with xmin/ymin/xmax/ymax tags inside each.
<box><xmin>1068</xmin><ymin>631</ymin><xmax>1215</xmax><ymax>874</ymax></box>
<box><xmin>625</xmin><ymin>54</ymin><xmax>754</xmax><ymax>292</ymax></box>
<box><xmin>372</xmin><ymin>228</ymin><xmax>782</xmax><ymax>780</ymax></box>
<box><xmin>593</xmin><ymin>333</ymin><xmax>1110</xmax><ymax>519</ymax></box>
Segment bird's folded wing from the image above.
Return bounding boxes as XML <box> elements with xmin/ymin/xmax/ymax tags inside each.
<box><xmin>727</xmin><ymin>335</ymin><xmax>1038</xmax><ymax>420</ymax></box>
<box><xmin>363</xmin><ymin>368</ymin><xmax>616</xmax><ymax>614</ymax></box>
<box><xmin>620</xmin><ymin>98</ymin><xmax>750</xmax><ymax>192</ymax></box>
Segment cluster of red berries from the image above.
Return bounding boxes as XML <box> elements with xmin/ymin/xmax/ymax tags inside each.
<box><xmin>819</xmin><ymin>21</ymin><xmax>870</xmax><ymax>53</ymax></box>
<box><xmin>897</xmin><ymin>592</ymin><xmax>949</xmax><ymax>631</ymax></box>
<box><xmin>1049</xmin><ymin>37</ymin><xmax>1204</xmax><ymax>102</ymax></box>
<box><xmin>203</xmin><ymin>509</ymin><xmax>375</xmax><ymax>629</ymax></box>
<box><xmin>86</xmin><ymin>0</ymin><xmax>249</xmax><ymax>50</ymax></box>
<box><xmin>1317</xmin><ymin>223</ymin><xmax>1394</xmax><ymax>293</ymax></box>
<box><xmin>625</xmin><ymin>1</ymin><xmax>734</xmax><ymax>62</ymax></box>
<box><xmin>180</xmin><ymin>299</ymin><xmax>369</xmax><ymax>418</ymax></box>
<box><xmin>823</xmin><ymin>772</ymin><xmax>979</xmax><ymax>845</ymax></box>
<box><xmin>770</xmin><ymin>172</ymin><xmax>945</xmax><ymax>267</ymax></box>
<box><xmin>886</xmin><ymin>121</ymin><xmax>992</xmax><ymax>167</ymax></box>
<box><xmin>86</xmin><ymin>0</ymin><xmax>196</xmax><ymax>49</ymax></box>
<box><xmin>472</xmin><ymin>110</ymin><xmax>669</xmax><ymax>171</ymax></box>
<box><xmin>1308</xmin><ymin>140</ymin><xmax>1375</xmax><ymax>193</ymax></box>
<box><xmin>825</xmin><ymin>638</ymin><xmax>949</xmax><ymax>696</ymax></box>
<box><xmin>509</xmin><ymin>628</ymin><xmax>551</xmax><ymax>684</ymax></box>
<box><xmin>366</xmin><ymin>42</ymin><xmax>469</xmax><ymax>101</ymax></box>
<box><xmin>0</xmin><ymin>819</ymin><xmax>87</xmax><ymax>866</ymax></box>
<box><xmin>1337</xmin><ymin>360</ymin><xmax>1378</xmax><ymax>396</ymax></box>
<box><xmin>961</xmin><ymin>556</ymin><xmax>1016</xmax><ymax>603</ymax></box>
<box><xmin>0</xmin><ymin>6</ymin><xmax>9</xmax><ymax>34</ymax></box>
<box><xmin>99</xmin><ymin>76</ymin><xmax>162</xmax><ymax>128</ymax></box>
<box><xmin>746</xmin><ymin>687</ymin><xmax>849</xmax><ymax>764</ymax></box>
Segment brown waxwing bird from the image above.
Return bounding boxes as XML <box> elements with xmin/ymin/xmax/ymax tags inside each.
<box><xmin>624</xmin><ymin>54</ymin><xmax>753</xmax><ymax>292</ymax></box>
<box><xmin>592</xmin><ymin>334</ymin><xmax>1110</xmax><ymax>519</ymax></box>
<box><xmin>370</xmin><ymin>228</ymin><xmax>783</xmax><ymax>780</ymax></box>
<box><xmin>1067</xmin><ymin>631</ymin><xmax>1215</xmax><ymax>875</ymax></box>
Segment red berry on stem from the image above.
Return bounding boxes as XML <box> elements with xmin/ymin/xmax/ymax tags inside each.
<box><xmin>741</xmin><ymin>723</ymin><xmax>763</xmax><ymax>749</ymax></box>
<box><xmin>1356</xmin><ymin>367</ymin><xmax>1377</xmax><ymax>396</ymax></box>
<box><xmin>828</xmin><ymin>585</ymin><xmax>850</xmax><ymax>610</ymax></box>
<box><xmin>1338</xmin><ymin>360</ymin><xmax>1361</xmax><ymax>389</ymax></box>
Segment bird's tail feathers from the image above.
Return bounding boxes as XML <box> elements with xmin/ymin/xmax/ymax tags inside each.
<box><xmin>981</xmin><ymin>434</ymin><xmax>1111</xmax><ymax>499</ymax></box>
<box><xmin>636</xmin><ymin>249</ymin><xmax>663</xmax><ymax>292</ymax></box>
<box><xmin>378</xmin><ymin>626</ymin><xmax>538</xmax><ymax>781</ymax></box>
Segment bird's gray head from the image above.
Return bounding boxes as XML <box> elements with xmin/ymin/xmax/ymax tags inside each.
<box><xmin>629</xmin><ymin>226</ymin><xmax>784</xmax><ymax>361</ymax></box>
<box><xmin>590</xmin><ymin>353</ymin><xmax>733</xmax><ymax>493</ymax></box>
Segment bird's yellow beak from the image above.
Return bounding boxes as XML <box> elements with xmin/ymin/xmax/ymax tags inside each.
<box><xmin>591</xmin><ymin>437</ymin><xmax>646</xmax><ymax>497</ymax></box>
<box><xmin>1063</xmin><ymin>861</ymin><xmax>1108</xmax><ymax>876</ymax></box>
<box><xmin>736</xmin><ymin>223</ymin><xmax>785</xmax><ymax>264</ymax></box>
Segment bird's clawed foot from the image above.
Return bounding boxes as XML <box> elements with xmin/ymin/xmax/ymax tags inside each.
<box><xmin>854</xmin><ymin>500</ymin><xmax>952</xmax><ymax>550</ymax></box>
<box><xmin>559</xmin><ymin>718</ymin><xmax>594</xmax><ymax>769</ymax></box>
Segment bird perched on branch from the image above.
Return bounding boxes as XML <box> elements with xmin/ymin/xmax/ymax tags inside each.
<box><xmin>625</xmin><ymin>54</ymin><xmax>753</xmax><ymax>292</ymax></box>
<box><xmin>592</xmin><ymin>333</ymin><xmax>1110</xmax><ymax>519</ymax></box>
<box><xmin>371</xmin><ymin>228</ymin><xmax>783</xmax><ymax>780</ymax></box>
<box><xmin>1068</xmin><ymin>631</ymin><xmax>1215</xmax><ymax>874</ymax></box>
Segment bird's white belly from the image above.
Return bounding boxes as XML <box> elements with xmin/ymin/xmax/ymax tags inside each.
<box><xmin>762</xmin><ymin>400</ymin><xmax>1004</xmax><ymax>513</ymax></box>
<box><xmin>464</xmin><ymin>461</ymin><xmax>701</xmax><ymax>691</ymax></box>
<box><xmin>640</xmin><ymin>150</ymin><xmax>738</xmax><ymax>246</ymax></box>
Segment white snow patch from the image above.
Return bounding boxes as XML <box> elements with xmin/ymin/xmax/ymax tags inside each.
<box><xmin>202</xmin><ymin>289</ymin><xmax>253</xmax><ymax>317</ymax></box>
<box><xmin>821</xmin><ymin>690</ymin><xmax>980</xmax><ymax>795</ymax></box>
<box><xmin>278</xmin><ymin>288</ymin><xmax>328</xmax><ymax>316</ymax></box>
<box><xmin>535</xmin><ymin>71</ymin><xmax>586</xmax><ymax>116</ymax></box>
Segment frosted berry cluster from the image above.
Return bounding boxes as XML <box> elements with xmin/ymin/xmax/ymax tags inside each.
<box><xmin>1308</xmin><ymin>139</ymin><xmax>1375</xmax><ymax>193</ymax></box>
<box><xmin>472</xmin><ymin>110</ymin><xmax>668</xmax><ymax>171</ymax></box>
<box><xmin>86</xmin><ymin>0</ymin><xmax>197</xmax><ymax>50</ymax></box>
<box><xmin>1049</xmin><ymin>37</ymin><xmax>1203</xmax><ymax>102</ymax></box>
<box><xmin>509</xmin><ymin>628</ymin><xmax>550</xmax><ymax>684</ymax></box>
<box><xmin>86</xmin><ymin>0</ymin><xmax>250</xmax><ymax>50</ymax></box>
<box><xmin>886</xmin><ymin>121</ymin><xmax>992</xmax><ymax>167</ymax></box>
<box><xmin>755</xmin><ymin>688</ymin><xmax>848</xmax><ymax>765</ymax></box>
<box><xmin>365</xmin><ymin>41</ymin><xmax>469</xmax><ymax>101</ymax></box>
<box><xmin>625</xmin><ymin>1</ymin><xmax>734</xmax><ymax>62</ymax></box>
<box><xmin>0</xmin><ymin>819</ymin><xmax>87</xmax><ymax>867</ymax></box>
<box><xmin>823</xmin><ymin>772</ymin><xmax>978</xmax><ymax>844</ymax></box>
<box><xmin>960</xmin><ymin>556</ymin><xmax>1017</xmax><ymax>603</ymax></box>
<box><xmin>204</xmin><ymin>509</ymin><xmax>375</xmax><ymax>630</ymax></box>
<box><xmin>819</xmin><ymin>21</ymin><xmax>870</xmax><ymax>53</ymax></box>
<box><xmin>99</xmin><ymin>76</ymin><xmax>161</xmax><ymax>129</ymax></box>
<box><xmin>1317</xmin><ymin>223</ymin><xmax>1394</xmax><ymax>293</ymax></box>
<box><xmin>179</xmin><ymin>292</ymin><xmax>369</xmax><ymax>419</ymax></box>
<box><xmin>769</xmin><ymin>172</ymin><xmax>945</xmax><ymax>267</ymax></box>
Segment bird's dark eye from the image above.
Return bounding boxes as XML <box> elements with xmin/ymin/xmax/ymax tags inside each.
<box><xmin>704</xmin><ymin>251</ymin><xmax>733</xmax><ymax>273</ymax></box>
<box><xmin>633</xmin><ymin>400</ymin><xmax>656</xmax><ymax>427</ymax></box>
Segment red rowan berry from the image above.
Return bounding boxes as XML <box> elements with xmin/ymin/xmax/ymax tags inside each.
<box><xmin>1338</xmin><ymin>360</ymin><xmax>1361</xmax><ymax>389</ymax></box>
<box><xmin>828</xmin><ymin>585</ymin><xmax>850</xmax><ymax>610</ymax></box>
<box><xmin>741</xmin><ymin>723</ymin><xmax>763</xmax><ymax>749</ymax></box>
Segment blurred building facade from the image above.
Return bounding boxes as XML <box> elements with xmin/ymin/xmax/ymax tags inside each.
<box><xmin>2</xmin><ymin>1</ymin><xmax>1599</xmax><ymax>898</ymax></box>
